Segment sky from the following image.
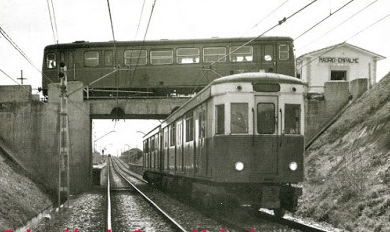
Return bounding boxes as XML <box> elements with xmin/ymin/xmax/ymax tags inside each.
<box><xmin>1</xmin><ymin>0</ymin><xmax>390</xmax><ymax>155</ymax></box>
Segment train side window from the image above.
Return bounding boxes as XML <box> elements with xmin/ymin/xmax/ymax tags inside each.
<box><xmin>164</xmin><ymin>128</ymin><xmax>169</xmax><ymax>148</ymax></box>
<box><xmin>185</xmin><ymin>112</ymin><xmax>194</xmax><ymax>142</ymax></box>
<box><xmin>279</xmin><ymin>44</ymin><xmax>289</xmax><ymax>61</ymax></box>
<box><xmin>177</xmin><ymin>48</ymin><xmax>200</xmax><ymax>64</ymax></box>
<box><xmin>150</xmin><ymin>50</ymin><xmax>173</xmax><ymax>65</ymax></box>
<box><xmin>215</xmin><ymin>104</ymin><xmax>225</xmax><ymax>135</ymax></box>
<box><xmin>285</xmin><ymin>104</ymin><xmax>301</xmax><ymax>134</ymax></box>
<box><xmin>60</xmin><ymin>52</ymin><xmax>65</xmax><ymax>64</ymax></box>
<box><xmin>264</xmin><ymin>45</ymin><xmax>273</xmax><ymax>61</ymax></box>
<box><xmin>229</xmin><ymin>46</ymin><xmax>253</xmax><ymax>62</ymax></box>
<box><xmin>170</xmin><ymin>124</ymin><xmax>176</xmax><ymax>146</ymax></box>
<box><xmin>46</xmin><ymin>53</ymin><xmax>57</xmax><ymax>69</ymax></box>
<box><xmin>68</xmin><ymin>52</ymin><xmax>74</xmax><ymax>68</ymax></box>
<box><xmin>177</xmin><ymin>122</ymin><xmax>183</xmax><ymax>145</ymax></box>
<box><xmin>124</xmin><ymin>50</ymin><xmax>147</xmax><ymax>66</ymax></box>
<box><xmin>105</xmin><ymin>51</ymin><xmax>113</xmax><ymax>67</ymax></box>
<box><xmin>84</xmin><ymin>51</ymin><xmax>99</xmax><ymax>67</ymax></box>
<box><xmin>231</xmin><ymin>103</ymin><xmax>248</xmax><ymax>134</ymax></box>
<box><xmin>203</xmin><ymin>47</ymin><xmax>226</xmax><ymax>63</ymax></box>
<box><xmin>257</xmin><ymin>103</ymin><xmax>275</xmax><ymax>134</ymax></box>
<box><xmin>199</xmin><ymin>109</ymin><xmax>206</xmax><ymax>138</ymax></box>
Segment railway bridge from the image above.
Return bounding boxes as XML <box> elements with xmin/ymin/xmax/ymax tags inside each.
<box><xmin>0</xmin><ymin>82</ymin><xmax>188</xmax><ymax>194</ymax></box>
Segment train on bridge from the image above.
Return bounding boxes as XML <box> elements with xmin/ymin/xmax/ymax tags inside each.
<box><xmin>41</xmin><ymin>36</ymin><xmax>295</xmax><ymax>97</ymax></box>
<box><xmin>141</xmin><ymin>72</ymin><xmax>305</xmax><ymax>216</ymax></box>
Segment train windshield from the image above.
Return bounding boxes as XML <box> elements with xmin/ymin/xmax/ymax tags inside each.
<box><xmin>284</xmin><ymin>104</ymin><xmax>301</xmax><ymax>134</ymax></box>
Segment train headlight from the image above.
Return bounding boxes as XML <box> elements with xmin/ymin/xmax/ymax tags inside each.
<box><xmin>235</xmin><ymin>162</ymin><xmax>244</xmax><ymax>171</ymax></box>
<box><xmin>289</xmin><ymin>162</ymin><xmax>298</xmax><ymax>171</ymax></box>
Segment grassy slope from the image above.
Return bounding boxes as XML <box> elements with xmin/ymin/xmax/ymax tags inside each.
<box><xmin>297</xmin><ymin>72</ymin><xmax>390</xmax><ymax>232</ymax></box>
<box><xmin>0</xmin><ymin>151</ymin><xmax>53</xmax><ymax>230</ymax></box>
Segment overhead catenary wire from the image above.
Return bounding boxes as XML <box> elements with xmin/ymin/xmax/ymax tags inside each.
<box><xmin>46</xmin><ymin>0</ymin><xmax>57</xmax><ymax>44</ymax></box>
<box><xmin>0</xmin><ymin>26</ymin><xmax>54</xmax><ymax>83</ymax></box>
<box><xmin>240</xmin><ymin>0</ymin><xmax>290</xmax><ymax>38</ymax></box>
<box><xmin>294</xmin><ymin>0</ymin><xmax>354</xmax><ymax>41</ymax></box>
<box><xmin>0</xmin><ymin>67</ymin><xmax>31</xmax><ymax>93</ymax></box>
<box><xmin>298</xmin><ymin>11</ymin><xmax>390</xmax><ymax>71</ymax></box>
<box><xmin>209</xmin><ymin>0</ymin><xmax>319</xmax><ymax>66</ymax></box>
<box><xmin>299</xmin><ymin>0</ymin><xmax>380</xmax><ymax>51</ymax></box>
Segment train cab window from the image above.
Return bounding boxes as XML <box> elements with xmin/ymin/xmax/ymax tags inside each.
<box><xmin>231</xmin><ymin>103</ymin><xmax>248</xmax><ymax>134</ymax></box>
<box><xmin>229</xmin><ymin>46</ymin><xmax>253</xmax><ymax>62</ymax></box>
<box><xmin>124</xmin><ymin>50</ymin><xmax>147</xmax><ymax>66</ymax></box>
<box><xmin>257</xmin><ymin>103</ymin><xmax>275</xmax><ymax>134</ymax></box>
<box><xmin>279</xmin><ymin>44</ymin><xmax>289</xmax><ymax>61</ymax></box>
<box><xmin>84</xmin><ymin>51</ymin><xmax>99</xmax><ymax>67</ymax></box>
<box><xmin>150</xmin><ymin>50</ymin><xmax>173</xmax><ymax>65</ymax></box>
<box><xmin>177</xmin><ymin>48</ymin><xmax>200</xmax><ymax>64</ymax></box>
<box><xmin>215</xmin><ymin>104</ymin><xmax>225</xmax><ymax>134</ymax></box>
<box><xmin>203</xmin><ymin>47</ymin><xmax>226</xmax><ymax>63</ymax></box>
<box><xmin>105</xmin><ymin>51</ymin><xmax>113</xmax><ymax>67</ymax></box>
<box><xmin>46</xmin><ymin>53</ymin><xmax>57</xmax><ymax>69</ymax></box>
<box><xmin>285</xmin><ymin>104</ymin><xmax>301</xmax><ymax>134</ymax></box>
<box><xmin>264</xmin><ymin>45</ymin><xmax>273</xmax><ymax>61</ymax></box>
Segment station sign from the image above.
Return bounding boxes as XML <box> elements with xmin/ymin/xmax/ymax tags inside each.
<box><xmin>319</xmin><ymin>57</ymin><xmax>359</xmax><ymax>64</ymax></box>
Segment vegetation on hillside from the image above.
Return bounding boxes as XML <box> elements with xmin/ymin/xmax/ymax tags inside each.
<box><xmin>297</xmin><ymin>72</ymin><xmax>390</xmax><ymax>232</ymax></box>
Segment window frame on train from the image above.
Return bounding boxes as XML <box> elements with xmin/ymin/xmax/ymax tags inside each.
<box><xmin>124</xmin><ymin>49</ymin><xmax>148</xmax><ymax>66</ymax></box>
<box><xmin>84</xmin><ymin>51</ymin><xmax>100</xmax><ymax>67</ymax></box>
<box><xmin>230</xmin><ymin>103</ymin><xmax>249</xmax><ymax>134</ymax></box>
<box><xmin>203</xmin><ymin>47</ymin><xmax>227</xmax><ymax>63</ymax></box>
<box><xmin>257</xmin><ymin>103</ymin><xmax>276</xmax><ymax>134</ymax></box>
<box><xmin>46</xmin><ymin>52</ymin><xmax>57</xmax><ymax>69</ymax></box>
<box><xmin>279</xmin><ymin>44</ymin><xmax>290</xmax><ymax>61</ymax></box>
<box><xmin>229</xmin><ymin>46</ymin><xmax>253</xmax><ymax>62</ymax></box>
<box><xmin>150</xmin><ymin>49</ymin><xmax>174</xmax><ymax>65</ymax></box>
<box><xmin>177</xmin><ymin>48</ymin><xmax>200</xmax><ymax>64</ymax></box>
<box><xmin>215</xmin><ymin>104</ymin><xmax>225</xmax><ymax>135</ymax></box>
<box><xmin>284</xmin><ymin>104</ymin><xmax>301</xmax><ymax>134</ymax></box>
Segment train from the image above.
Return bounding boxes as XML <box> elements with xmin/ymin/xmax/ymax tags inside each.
<box><xmin>141</xmin><ymin>72</ymin><xmax>305</xmax><ymax>216</ymax></box>
<box><xmin>41</xmin><ymin>37</ymin><xmax>295</xmax><ymax>97</ymax></box>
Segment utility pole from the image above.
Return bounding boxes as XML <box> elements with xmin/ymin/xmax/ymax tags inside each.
<box><xmin>58</xmin><ymin>62</ymin><xmax>70</xmax><ymax>210</ymax></box>
<box><xmin>17</xmin><ymin>70</ymin><xmax>27</xmax><ymax>84</ymax></box>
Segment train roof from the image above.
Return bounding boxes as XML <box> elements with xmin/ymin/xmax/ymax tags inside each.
<box><xmin>44</xmin><ymin>36</ymin><xmax>294</xmax><ymax>50</ymax></box>
<box><xmin>143</xmin><ymin>72</ymin><xmax>303</xmax><ymax>139</ymax></box>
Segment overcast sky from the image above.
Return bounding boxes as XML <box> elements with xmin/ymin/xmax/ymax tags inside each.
<box><xmin>1</xmin><ymin>0</ymin><xmax>389</xmax><ymax>154</ymax></box>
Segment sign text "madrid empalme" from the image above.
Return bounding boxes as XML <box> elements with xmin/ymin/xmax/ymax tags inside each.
<box><xmin>319</xmin><ymin>57</ymin><xmax>359</xmax><ymax>64</ymax></box>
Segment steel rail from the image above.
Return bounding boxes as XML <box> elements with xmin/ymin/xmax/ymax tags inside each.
<box><xmin>106</xmin><ymin>158</ymin><xmax>112</xmax><ymax>231</ymax></box>
<box><xmin>111</xmin><ymin>158</ymin><xmax>188</xmax><ymax>232</ymax></box>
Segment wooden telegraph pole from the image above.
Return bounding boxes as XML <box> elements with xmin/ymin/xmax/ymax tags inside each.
<box><xmin>58</xmin><ymin>62</ymin><xmax>70</xmax><ymax>210</ymax></box>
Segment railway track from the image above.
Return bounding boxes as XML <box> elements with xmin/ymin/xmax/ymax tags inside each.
<box><xmin>106</xmin><ymin>157</ymin><xmax>186</xmax><ymax>231</ymax></box>
<box><xmin>111</xmin><ymin>157</ymin><xmax>335</xmax><ymax>232</ymax></box>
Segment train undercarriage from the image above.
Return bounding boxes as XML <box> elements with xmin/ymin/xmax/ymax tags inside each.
<box><xmin>143</xmin><ymin>171</ymin><xmax>302</xmax><ymax>217</ymax></box>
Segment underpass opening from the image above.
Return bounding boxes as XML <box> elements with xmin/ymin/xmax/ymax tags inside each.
<box><xmin>91</xmin><ymin>119</ymin><xmax>160</xmax><ymax>186</ymax></box>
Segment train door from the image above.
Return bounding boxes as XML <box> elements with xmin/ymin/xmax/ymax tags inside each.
<box><xmin>261</xmin><ymin>44</ymin><xmax>276</xmax><ymax>73</ymax></box>
<box><xmin>175</xmin><ymin>120</ymin><xmax>183</xmax><ymax>173</ymax></box>
<box><xmin>254</xmin><ymin>96</ymin><xmax>279</xmax><ymax>174</ymax></box>
<box><xmin>163</xmin><ymin>127</ymin><xmax>169</xmax><ymax>172</ymax></box>
<box><xmin>195</xmin><ymin>104</ymin><xmax>207</xmax><ymax>176</ymax></box>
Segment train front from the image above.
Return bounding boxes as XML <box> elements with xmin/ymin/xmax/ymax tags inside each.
<box><xmin>209</xmin><ymin>73</ymin><xmax>304</xmax><ymax>214</ymax></box>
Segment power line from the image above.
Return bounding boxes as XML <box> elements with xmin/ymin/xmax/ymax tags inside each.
<box><xmin>210</xmin><ymin>0</ymin><xmax>319</xmax><ymax>66</ymax></box>
<box><xmin>106</xmin><ymin>0</ymin><xmax>117</xmax><ymax>44</ymax></box>
<box><xmin>240</xmin><ymin>0</ymin><xmax>290</xmax><ymax>38</ymax></box>
<box><xmin>0</xmin><ymin>67</ymin><xmax>31</xmax><ymax>93</ymax></box>
<box><xmin>299</xmin><ymin>0</ymin><xmax>380</xmax><ymax>51</ymax></box>
<box><xmin>294</xmin><ymin>0</ymin><xmax>354</xmax><ymax>41</ymax></box>
<box><xmin>50</xmin><ymin>0</ymin><xmax>59</xmax><ymax>43</ymax></box>
<box><xmin>298</xmin><ymin>11</ymin><xmax>390</xmax><ymax>71</ymax></box>
<box><xmin>0</xmin><ymin>26</ymin><xmax>53</xmax><ymax>83</ymax></box>
<box><xmin>134</xmin><ymin>0</ymin><xmax>147</xmax><ymax>39</ymax></box>
<box><xmin>46</xmin><ymin>0</ymin><xmax>57</xmax><ymax>43</ymax></box>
